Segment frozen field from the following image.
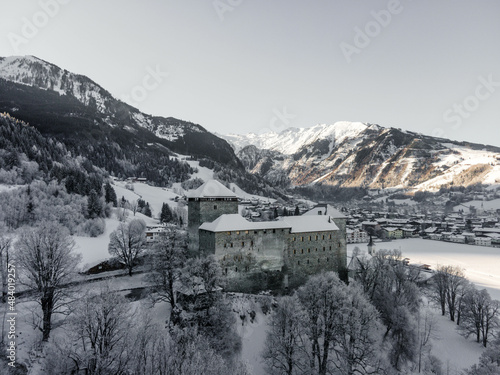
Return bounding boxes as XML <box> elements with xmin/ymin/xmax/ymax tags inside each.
<box><xmin>348</xmin><ymin>238</ymin><xmax>500</xmax><ymax>300</ymax></box>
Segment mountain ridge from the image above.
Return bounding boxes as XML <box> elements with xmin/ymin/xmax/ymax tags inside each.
<box><xmin>222</xmin><ymin>122</ymin><xmax>500</xmax><ymax>191</ymax></box>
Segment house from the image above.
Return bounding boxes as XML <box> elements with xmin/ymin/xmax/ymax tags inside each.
<box><xmin>145</xmin><ymin>226</ymin><xmax>165</xmax><ymax>243</ymax></box>
<box><xmin>383</xmin><ymin>227</ymin><xmax>403</xmax><ymax>239</ymax></box>
<box><xmin>346</xmin><ymin>228</ymin><xmax>369</xmax><ymax>243</ymax></box>
<box><xmin>450</xmin><ymin>235</ymin><xmax>465</xmax><ymax>243</ymax></box>
<box><xmin>475</xmin><ymin>237</ymin><xmax>492</xmax><ymax>246</ymax></box>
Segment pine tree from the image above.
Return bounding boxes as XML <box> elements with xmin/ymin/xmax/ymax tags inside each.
<box><xmin>142</xmin><ymin>203</ymin><xmax>152</xmax><ymax>217</ymax></box>
<box><xmin>160</xmin><ymin>203</ymin><xmax>173</xmax><ymax>223</ymax></box>
<box><xmin>87</xmin><ymin>189</ymin><xmax>103</xmax><ymax>219</ymax></box>
<box><xmin>294</xmin><ymin>205</ymin><xmax>300</xmax><ymax>216</ymax></box>
<box><xmin>104</xmin><ymin>182</ymin><xmax>118</xmax><ymax>207</ymax></box>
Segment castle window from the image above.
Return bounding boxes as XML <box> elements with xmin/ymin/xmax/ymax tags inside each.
<box><xmin>329</xmin><ymin>234</ymin><xmax>332</xmax><ymax>239</ymax></box>
<box><xmin>225</xmin><ymin>268</ymin><xmax>228</xmax><ymax>275</ymax></box>
<box><xmin>323</xmin><ymin>247</ymin><xmax>326</xmax><ymax>251</ymax></box>
<box><xmin>273</xmin><ymin>229</ymin><xmax>276</xmax><ymax>233</ymax></box>
<box><xmin>227</xmin><ymin>231</ymin><xmax>231</xmax><ymax>235</ymax></box>
<box><xmin>245</xmin><ymin>230</ymin><xmax>249</xmax><ymax>234</ymax></box>
<box><xmin>214</xmin><ymin>205</ymin><xmax>218</xmax><ymax>210</ymax></box>
<box><xmin>292</xmin><ymin>237</ymin><xmax>296</xmax><ymax>241</ymax></box>
<box><xmin>322</xmin><ymin>235</ymin><xmax>325</xmax><ymax>240</ymax></box>
<box><xmin>236</xmin><ymin>231</ymin><xmax>240</xmax><ymax>235</ymax></box>
<box><xmin>329</xmin><ymin>246</ymin><xmax>332</xmax><ymax>250</ymax></box>
<box><xmin>263</xmin><ymin>230</ymin><xmax>267</xmax><ymax>234</ymax></box>
<box><xmin>318</xmin><ymin>258</ymin><xmax>320</xmax><ymax>263</ymax></box>
<box><xmin>251</xmin><ymin>240</ymin><xmax>254</xmax><ymax>246</ymax></box>
<box><xmin>301</xmin><ymin>249</ymin><xmax>304</xmax><ymax>254</ymax></box>
<box><xmin>326</xmin><ymin>257</ymin><xmax>329</xmax><ymax>262</ymax></box>
<box><xmin>293</xmin><ymin>249</ymin><xmax>296</xmax><ymax>255</ymax></box>
<box><xmin>308</xmin><ymin>248</ymin><xmax>310</xmax><ymax>253</ymax></box>
<box><xmin>297</xmin><ymin>261</ymin><xmax>300</xmax><ymax>265</ymax></box>
<box><xmin>307</xmin><ymin>259</ymin><xmax>309</xmax><ymax>265</ymax></box>
<box><xmin>308</xmin><ymin>236</ymin><xmax>311</xmax><ymax>241</ymax></box>
<box><xmin>230</xmin><ymin>243</ymin><xmax>233</xmax><ymax>248</ymax></box>
<box><xmin>338</xmin><ymin>242</ymin><xmax>341</xmax><ymax>247</ymax></box>
<box><xmin>254</xmin><ymin>231</ymin><xmax>258</xmax><ymax>234</ymax></box>
<box><xmin>315</xmin><ymin>248</ymin><xmax>318</xmax><ymax>252</ymax></box>
<box><xmin>301</xmin><ymin>237</ymin><xmax>304</xmax><ymax>242</ymax></box>
<box><xmin>224</xmin><ymin>243</ymin><xmax>227</xmax><ymax>248</ymax></box>
<box><xmin>235</xmin><ymin>267</ymin><xmax>238</xmax><ymax>272</ymax></box>
<box><xmin>315</xmin><ymin>235</ymin><xmax>318</xmax><ymax>241</ymax></box>
<box><xmin>241</xmin><ymin>242</ymin><xmax>245</xmax><ymax>247</ymax></box>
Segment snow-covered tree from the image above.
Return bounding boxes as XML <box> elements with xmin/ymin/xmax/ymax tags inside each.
<box><xmin>108</xmin><ymin>218</ymin><xmax>146</xmax><ymax>276</ymax></box>
<box><xmin>15</xmin><ymin>222</ymin><xmax>81</xmax><ymax>341</ymax></box>
<box><xmin>147</xmin><ymin>228</ymin><xmax>187</xmax><ymax>312</ymax></box>
<box><xmin>262</xmin><ymin>295</ymin><xmax>308</xmax><ymax>375</ymax></box>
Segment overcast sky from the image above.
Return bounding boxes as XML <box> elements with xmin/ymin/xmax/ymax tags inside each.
<box><xmin>1</xmin><ymin>1</ymin><xmax>499</xmax><ymax>146</ymax></box>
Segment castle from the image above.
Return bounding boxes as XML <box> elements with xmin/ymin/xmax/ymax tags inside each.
<box><xmin>187</xmin><ymin>180</ymin><xmax>347</xmax><ymax>292</ymax></box>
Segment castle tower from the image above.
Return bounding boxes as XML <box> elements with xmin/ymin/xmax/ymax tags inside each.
<box><xmin>187</xmin><ymin>180</ymin><xmax>239</xmax><ymax>250</ymax></box>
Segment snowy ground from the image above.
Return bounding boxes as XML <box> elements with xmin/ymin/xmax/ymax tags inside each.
<box><xmin>454</xmin><ymin>198</ymin><xmax>500</xmax><ymax>213</ymax></box>
<box><xmin>112</xmin><ymin>180</ymin><xmax>183</xmax><ymax>219</ymax></box>
<box><xmin>350</xmin><ymin>238</ymin><xmax>500</xmax><ymax>301</ymax></box>
<box><xmin>74</xmin><ymin>210</ymin><xmax>158</xmax><ymax>269</ymax></box>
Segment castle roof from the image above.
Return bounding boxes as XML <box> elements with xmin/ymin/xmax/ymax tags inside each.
<box><xmin>199</xmin><ymin>214</ymin><xmax>289</xmax><ymax>232</ymax></box>
<box><xmin>303</xmin><ymin>204</ymin><xmax>347</xmax><ymax>219</ymax></box>
<box><xmin>199</xmin><ymin>213</ymin><xmax>340</xmax><ymax>234</ymax></box>
<box><xmin>187</xmin><ymin>180</ymin><xmax>238</xmax><ymax>199</ymax></box>
<box><xmin>278</xmin><ymin>215</ymin><xmax>339</xmax><ymax>233</ymax></box>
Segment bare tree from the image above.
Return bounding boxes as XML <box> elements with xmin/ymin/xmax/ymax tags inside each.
<box><xmin>460</xmin><ymin>287</ymin><xmax>500</xmax><ymax>347</ymax></box>
<box><xmin>44</xmin><ymin>285</ymin><xmax>134</xmax><ymax>374</ymax></box>
<box><xmin>297</xmin><ymin>272</ymin><xmax>349</xmax><ymax>375</ymax></box>
<box><xmin>262</xmin><ymin>295</ymin><xmax>308</xmax><ymax>375</ymax></box>
<box><xmin>415</xmin><ymin>310</ymin><xmax>436</xmax><ymax>373</ymax></box>
<box><xmin>15</xmin><ymin>222</ymin><xmax>81</xmax><ymax>341</ymax></box>
<box><xmin>130</xmin><ymin>200</ymin><xmax>139</xmax><ymax>216</ymax></box>
<box><xmin>147</xmin><ymin>228</ymin><xmax>187</xmax><ymax>312</ymax></box>
<box><xmin>332</xmin><ymin>283</ymin><xmax>384</xmax><ymax>375</ymax></box>
<box><xmin>108</xmin><ymin>218</ymin><xmax>146</xmax><ymax>276</ymax></box>
<box><xmin>432</xmin><ymin>265</ymin><xmax>467</xmax><ymax>321</ymax></box>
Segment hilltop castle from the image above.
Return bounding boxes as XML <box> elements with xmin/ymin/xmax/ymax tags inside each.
<box><xmin>187</xmin><ymin>180</ymin><xmax>347</xmax><ymax>292</ymax></box>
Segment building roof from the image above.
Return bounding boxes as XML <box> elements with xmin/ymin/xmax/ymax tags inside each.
<box><xmin>278</xmin><ymin>215</ymin><xmax>339</xmax><ymax>233</ymax></box>
<box><xmin>303</xmin><ymin>204</ymin><xmax>347</xmax><ymax>219</ymax></box>
<box><xmin>199</xmin><ymin>214</ymin><xmax>339</xmax><ymax>233</ymax></box>
<box><xmin>187</xmin><ymin>180</ymin><xmax>238</xmax><ymax>199</ymax></box>
<box><xmin>199</xmin><ymin>214</ymin><xmax>290</xmax><ymax>232</ymax></box>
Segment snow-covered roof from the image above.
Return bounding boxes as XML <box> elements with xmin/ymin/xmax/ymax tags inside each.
<box><xmin>199</xmin><ymin>214</ymin><xmax>339</xmax><ymax>233</ymax></box>
<box><xmin>187</xmin><ymin>180</ymin><xmax>238</xmax><ymax>199</ymax></box>
<box><xmin>199</xmin><ymin>214</ymin><xmax>290</xmax><ymax>232</ymax></box>
<box><xmin>278</xmin><ymin>215</ymin><xmax>339</xmax><ymax>233</ymax></box>
<box><xmin>303</xmin><ymin>204</ymin><xmax>347</xmax><ymax>219</ymax></box>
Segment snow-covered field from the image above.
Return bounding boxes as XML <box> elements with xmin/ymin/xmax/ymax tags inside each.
<box><xmin>454</xmin><ymin>198</ymin><xmax>500</xmax><ymax>213</ymax></box>
<box><xmin>349</xmin><ymin>238</ymin><xmax>500</xmax><ymax>301</ymax></box>
<box><xmin>112</xmin><ymin>180</ymin><xmax>182</xmax><ymax>219</ymax></box>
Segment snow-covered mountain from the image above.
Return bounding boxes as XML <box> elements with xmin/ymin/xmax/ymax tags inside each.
<box><xmin>222</xmin><ymin>123</ymin><xmax>500</xmax><ymax>191</ymax></box>
<box><xmin>0</xmin><ymin>55</ymin><xmax>239</xmax><ymax>168</ymax></box>
<box><xmin>224</xmin><ymin>121</ymin><xmax>373</xmax><ymax>155</ymax></box>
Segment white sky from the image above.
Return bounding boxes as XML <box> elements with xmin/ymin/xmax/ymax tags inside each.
<box><xmin>1</xmin><ymin>0</ymin><xmax>499</xmax><ymax>146</ymax></box>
